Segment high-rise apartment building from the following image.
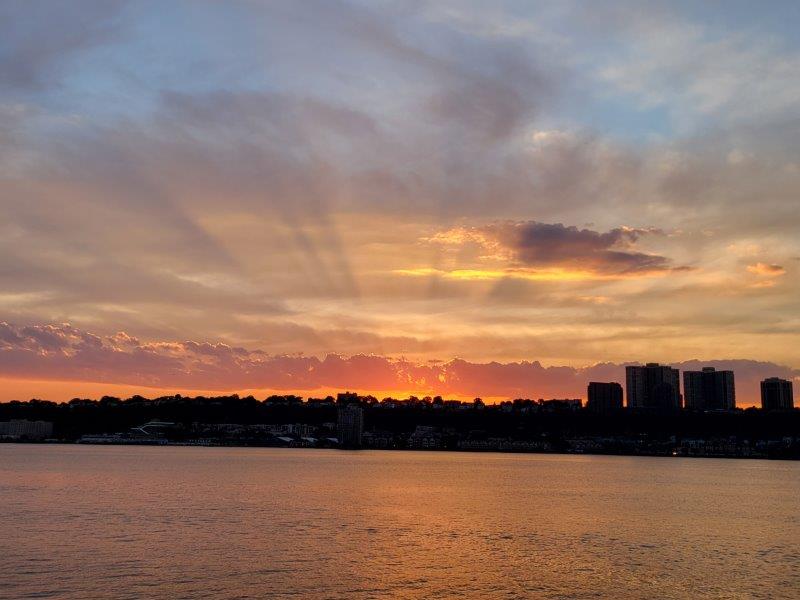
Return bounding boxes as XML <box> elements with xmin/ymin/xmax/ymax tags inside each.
<box><xmin>683</xmin><ymin>367</ymin><xmax>735</xmax><ymax>410</ymax></box>
<box><xmin>337</xmin><ymin>404</ymin><xmax>364</xmax><ymax>448</ymax></box>
<box><xmin>760</xmin><ymin>378</ymin><xmax>794</xmax><ymax>411</ymax></box>
<box><xmin>625</xmin><ymin>363</ymin><xmax>681</xmax><ymax>410</ymax></box>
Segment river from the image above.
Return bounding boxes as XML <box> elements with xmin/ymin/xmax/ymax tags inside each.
<box><xmin>1</xmin><ymin>445</ymin><xmax>798</xmax><ymax>599</ymax></box>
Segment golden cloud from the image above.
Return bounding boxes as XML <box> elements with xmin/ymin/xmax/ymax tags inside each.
<box><xmin>746</xmin><ymin>263</ymin><xmax>786</xmax><ymax>276</ymax></box>
<box><xmin>393</xmin><ymin>266</ymin><xmax>669</xmax><ymax>282</ymax></box>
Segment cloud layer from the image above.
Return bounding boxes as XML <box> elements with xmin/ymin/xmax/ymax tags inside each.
<box><xmin>1</xmin><ymin>323</ymin><xmax>795</xmax><ymax>405</ymax></box>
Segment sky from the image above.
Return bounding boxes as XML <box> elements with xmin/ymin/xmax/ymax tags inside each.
<box><xmin>1</xmin><ymin>0</ymin><xmax>798</xmax><ymax>405</ymax></box>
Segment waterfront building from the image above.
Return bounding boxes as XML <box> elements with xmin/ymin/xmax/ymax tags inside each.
<box><xmin>337</xmin><ymin>404</ymin><xmax>364</xmax><ymax>448</ymax></box>
<box><xmin>0</xmin><ymin>419</ymin><xmax>54</xmax><ymax>440</ymax></box>
<box><xmin>625</xmin><ymin>363</ymin><xmax>681</xmax><ymax>410</ymax></box>
<box><xmin>586</xmin><ymin>382</ymin><xmax>624</xmax><ymax>413</ymax></box>
<box><xmin>407</xmin><ymin>425</ymin><xmax>444</xmax><ymax>449</ymax></box>
<box><xmin>683</xmin><ymin>367</ymin><xmax>735</xmax><ymax>410</ymax></box>
<box><xmin>539</xmin><ymin>399</ymin><xmax>582</xmax><ymax>412</ymax></box>
<box><xmin>760</xmin><ymin>378</ymin><xmax>794</xmax><ymax>411</ymax></box>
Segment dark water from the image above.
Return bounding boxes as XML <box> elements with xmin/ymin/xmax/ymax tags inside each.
<box><xmin>1</xmin><ymin>445</ymin><xmax>798</xmax><ymax>599</ymax></box>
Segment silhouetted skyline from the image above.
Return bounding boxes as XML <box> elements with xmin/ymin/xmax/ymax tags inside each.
<box><xmin>2</xmin><ymin>385</ymin><xmax>797</xmax><ymax>459</ymax></box>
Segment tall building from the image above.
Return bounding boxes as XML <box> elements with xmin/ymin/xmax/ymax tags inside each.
<box><xmin>625</xmin><ymin>363</ymin><xmax>681</xmax><ymax>411</ymax></box>
<box><xmin>337</xmin><ymin>404</ymin><xmax>364</xmax><ymax>448</ymax></box>
<box><xmin>683</xmin><ymin>367</ymin><xmax>735</xmax><ymax>410</ymax></box>
<box><xmin>760</xmin><ymin>378</ymin><xmax>794</xmax><ymax>411</ymax></box>
<box><xmin>586</xmin><ymin>382</ymin><xmax>623</xmax><ymax>413</ymax></box>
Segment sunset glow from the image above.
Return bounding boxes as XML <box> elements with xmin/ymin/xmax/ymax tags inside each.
<box><xmin>0</xmin><ymin>1</ymin><xmax>798</xmax><ymax>405</ymax></box>
<box><xmin>3</xmin><ymin>6</ymin><xmax>800</xmax><ymax>600</ymax></box>
<box><xmin>394</xmin><ymin>267</ymin><xmax>671</xmax><ymax>282</ymax></box>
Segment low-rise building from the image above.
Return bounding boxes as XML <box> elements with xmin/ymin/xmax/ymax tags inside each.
<box><xmin>0</xmin><ymin>419</ymin><xmax>54</xmax><ymax>440</ymax></box>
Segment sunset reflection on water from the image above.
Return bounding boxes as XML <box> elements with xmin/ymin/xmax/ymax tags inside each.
<box><xmin>1</xmin><ymin>445</ymin><xmax>798</xmax><ymax>599</ymax></box>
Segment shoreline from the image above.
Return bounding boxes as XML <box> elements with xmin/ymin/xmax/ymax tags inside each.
<box><xmin>3</xmin><ymin>439</ymin><xmax>797</xmax><ymax>461</ymax></box>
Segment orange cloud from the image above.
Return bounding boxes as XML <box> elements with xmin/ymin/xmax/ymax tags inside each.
<box><xmin>746</xmin><ymin>262</ymin><xmax>786</xmax><ymax>276</ymax></box>
<box><xmin>394</xmin><ymin>266</ymin><xmax>667</xmax><ymax>282</ymax></box>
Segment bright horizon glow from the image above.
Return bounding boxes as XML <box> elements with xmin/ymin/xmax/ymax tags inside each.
<box><xmin>0</xmin><ymin>377</ymin><xmax>509</xmax><ymax>406</ymax></box>
<box><xmin>0</xmin><ymin>377</ymin><xmax>768</xmax><ymax>409</ymax></box>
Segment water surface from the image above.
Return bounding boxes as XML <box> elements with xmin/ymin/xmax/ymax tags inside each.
<box><xmin>1</xmin><ymin>445</ymin><xmax>798</xmax><ymax>599</ymax></box>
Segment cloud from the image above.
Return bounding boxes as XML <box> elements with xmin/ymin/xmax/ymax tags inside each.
<box><xmin>427</xmin><ymin>221</ymin><xmax>672</xmax><ymax>276</ymax></box>
<box><xmin>0</xmin><ymin>1</ymin><xmax>798</xmax><ymax>380</ymax></box>
<box><xmin>0</xmin><ymin>322</ymin><xmax>795</xmax><ymax>405</ymax></box>
<box><xmin>0</xmin><ymin>0</ymin><xmax>125</xmax><ymax>93</ymax></box>
<box><xmin>746</xmin><ymin>263</ymin><xmax>786</xmax><ymax>276</ymax></box>
<box><xmin>578</xmin><ymin>1</ymin><xmax>800</xmax><ymax>127</ymax></box>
